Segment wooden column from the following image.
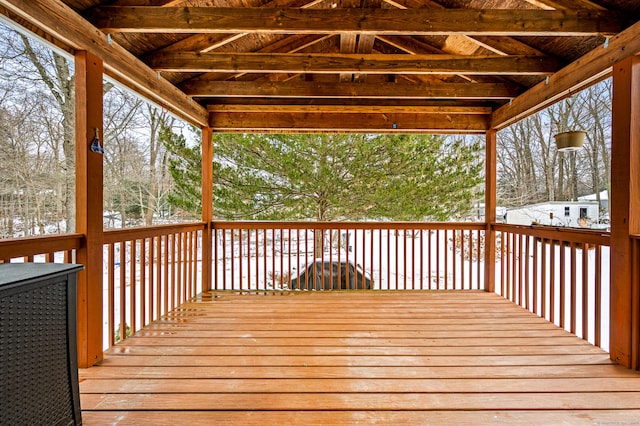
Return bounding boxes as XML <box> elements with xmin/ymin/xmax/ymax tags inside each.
<box><xmin>610</xmin><ymin>56</ymin><xmax>640</xmax><ymax>369</ymax></box>
<box><xmin>201</xmin><ymin>127</ymin><xmax>213</xmax><ymax>292</ymax></box>
<box><xmin>75</xmin><ymin>51</ymin><xmax>104</xmax><ymax>368</ymax></box>
<box><xmin>484</xmin><ymin>129</ymin><xmax>497</xmax><ymax>293</ymax></box>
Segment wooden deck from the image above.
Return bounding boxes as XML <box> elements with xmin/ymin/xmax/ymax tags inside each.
<box><xmin>80</xmin><ymin>291</ymin><xmax>640</xmax><ymax>425</ymax></box>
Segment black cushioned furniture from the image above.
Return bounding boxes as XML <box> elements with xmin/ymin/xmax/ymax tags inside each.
<box><xmin>0</xmin><ymin>263</ymin><xmax>83</xmax><ymax>426</ymax></box>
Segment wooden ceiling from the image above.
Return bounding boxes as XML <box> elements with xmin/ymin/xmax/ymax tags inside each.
<box><xmin>1</xmin><ymin>0</ymin><xmax>640</xmax><ymax>133</ymax></box>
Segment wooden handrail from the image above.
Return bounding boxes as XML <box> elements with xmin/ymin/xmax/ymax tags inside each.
<box><xmin>103</xmin><ymin>222</ymin><xmax>206</xmax><ymax>243</ymax></box>
<box><xmin>493</xmin><ymin>223</ymin><xmax>610</xmax><ymax>246</ymax></box>
<box><xmin>0</xmin><ymin>233</ymin><xmax>83</xmax><ymax>260</ymax></box>
<box><xmin>213</xmin><ymin>220</ymin><xmax>486</xmax><ymax>231</ymax></box>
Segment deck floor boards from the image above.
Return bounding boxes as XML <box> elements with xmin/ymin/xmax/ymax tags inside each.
<box><xmin>80</xmin><ymin>291</ymin><xmax>640</xmax><ymax>425</ymax></box>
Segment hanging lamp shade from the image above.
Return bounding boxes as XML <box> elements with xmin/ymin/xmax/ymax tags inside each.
<box><xmin>554</xmin><ymin>131</ymin><xmax>586</xmax><ymax>152</ymax></box>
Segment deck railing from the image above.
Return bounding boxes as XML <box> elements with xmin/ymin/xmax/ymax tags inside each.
<box><xmin>0</xmin><ymin>223</ymin><xmax>626</xmax><ymax>358</ymax></box>
<box><xmin>494</xmin><ymin>224</ymin><xmax>610</xmax><ymax>350</ymax></box>
<box><xmin>103</xmin><ymin>223</ymin><xmax>204</xmax><ymax>347</ymax></box>
<box><xmin>212</xmin><ymin>221</ymin><xmax>486</xmax><ymax>291</ymax></box>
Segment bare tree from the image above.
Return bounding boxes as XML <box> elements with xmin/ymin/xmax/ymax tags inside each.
<box><xmin>497</xmin><ymin>79</ymin><xmax>612</xmax><ymax>214</ymax></box>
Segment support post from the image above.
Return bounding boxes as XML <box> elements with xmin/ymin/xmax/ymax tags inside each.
<box><xmin>75</xmin><ymin>51</ymin><xmax>104</xmax><ymax>368</ymax></box>
<box><xmin>201</xmin><ymin>127</ymin><xmax>213</xmax><ymax>292</ymax></box>
<box><xmin>484</xmin><ymin>129</ymin><xmax>497</xmax><ymax>293</ymax></box>
<box><xmin>610</xmin><ymin>56</ymin><xmax>640</xmax><ymax>370</ymax></box>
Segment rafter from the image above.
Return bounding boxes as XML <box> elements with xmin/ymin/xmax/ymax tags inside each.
<box><xmin>149</xmin><ymin>0</ymin><xmax>325</xmax><ymax>55</ymax></box>
<box><xmin>381</xmin><ymin>0</ymin><xmax>549</xmax><ymax>64</ymax></box>
<box><xmin>86</xmin><ymin>7</ymin><xmax>622</xmax><ymax>36</ymax></box>
<box><xmin>208</xmin><ymin>111</ymin><xmax>490</xmax><ymax>133</ymax></box>
<box><xmin>150</xmin><ymin>52</ymin><xmax>559</xmax><ymax>75</ymax></box>
<box><xmin>207</xmin><ymin>104</ymin><xmax>493</xmax><ymax>114</ymax></box>
<box><xmin>182</xmin><ymin>80</ymin><xmax>519</xmax><ymax>99</ymax></box>
<box><xmin>492</xmin><ymin>18</ymin><xmax>640</xmax><ymax>129</ymax></box>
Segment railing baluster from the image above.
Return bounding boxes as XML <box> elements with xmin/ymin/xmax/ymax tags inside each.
<box><xmin>164</xmin><ymin>234</ymin><xmax>170</xmax><ymax>314</ymax></box>
<box><xmin>187</xmin><ymin>231</ymin><xmax>193</xmax><ymax>299</ymax></box>
<box><xmin>246</xmin><ymin>228</ymin><xmax>249</xmax><ymax>290</ymax></box>
<box><xmin>401</xmin><ymin>229</ymin><xmax>405</xmax><ymax>290</ymax></box>
<box><xmin>453</xmin><ymin>229</ymin><xmax>458</xmax><ymax>290</ymax></box>
<box><xmin>444</xmin><ymin>229</ymin><xmax>449</xmax><ymax>290</ymax></box>
<box><xmin>459</xmin><ymin>230</ymin><xmax>464</xmax><ymax>290</ymax></box>
<box><xmin>213</xmin><ymin>230</ymin><xmax>218</xmax><ymax>290</ymax></box>
<box><xmin>499</xmin><ymin>231</ymin><xmax>504</xmax><ymax>297</ymax></box>
<box><xmin>272</xmin><ymin>229</ymin><xmax>276</xmax><ymax>290</ymax></box>
<box><xmin>155</xmin><ymin>236</ymin><xmax>161</xmax><ymax>319</ymax></box>
<box><xmin>559</xmin><ymin>239</ymin><xmax>566</xmax><ymax>329</ymax></box>
<box><xmin>469</xmin><ymin>229</ymin><xmax>474</xmax><ymax>290</ymax></box>
<box><xmin>478</xmin><ymin>230</ymin><xmax>482</xmax><ymax>290</ymax></box>
<box><xmin>287</xmin><ymin>228</ymin><xmax>291</xmax><ymax>291</ymax></box>
<box><xmin>119</xmin><ymin>241</ymin><xmax>126</xmax><ymax>342</ymax></box>
<box><xmin>418</xmin><ymin>229</ymin><xmax>423</xmax><ymax>290</ymax></box>
<box><xmin>184</xmin><ymin>232</ymin><xmax>189</xmax><ymax>300</ymax></box>
<box><xmin>230</xmin><ymin>230</ymin><xmax>236</xmax><ymax>291</ymax></box>
<box><xmin>570</xmin><ymin>241</ymin><xmax>577</xmax><ymax>335</ymax></box>
<box><xmin>436</xmin><ymin>229</ymin><xmax>441</xmax><ymax>290</ymax></box>
<box><xmin>140</xmin><ymin>237</ymin><xmax>146</xmax><ymax>326</ymax></box>
<box><xmin>505</xmin><ymin>232</ymin><xmax>511</xmax><ymax>300</ymax></box>
<box><xmin>428</xmin><ymin>228</ymin><xmax>432</xmax><ymax>290</ymax></box>
<box><xmin>532</xmin><ymin>235</ymin><xmax>538</xmax><ymax>314</ymax></box>
<box><xmin>516</xmin><ymin>233</ymin><xmax>521</xmax><ymax>304</ymax></box>
<box><xmin>379</xmin><ymin>229</ymin><xmax>383</xmax><ymax>290</ymax></box>
<box><xmin>582</xmin><ymin>243</ymin><xmax>590</xmax><ymax>340</ymax></box>
<box><xmin>279</xmin><ymin>228</ymin><xmax>284</xmax><ymax>291</ymax></box>
<box><xmin>149</xmin><ymin>236</ymin><xmax>155</xmax><ymax>321</ymax></box>
<box><xmin>130</xmin><ymin>239</ymin><xmax>136</xmax><ymax>333</ymax></box>
<box><xmin>263</xmin><ymin>228</ymin><xmax>268</xmax><ymax>290</ymax></box>
<box><xmin>108</xmin><ymin>243</ymin><xmax>115</xmax><ymax>347</ymax></box>
<box><xmin>595</xmin><ymin>245</ymin><xmax>602</xmax><ymax>347</ymax></box>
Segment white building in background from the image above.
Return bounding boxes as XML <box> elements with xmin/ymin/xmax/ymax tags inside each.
<box><xmin>505</xmin><ymin>201</ymin><xmax>600</xmax><ymax>228</ymax></box>
<box><xmin>578</xmin><ymin>190</ymin><xmax>609</xmax><ymax>211</ymax></box>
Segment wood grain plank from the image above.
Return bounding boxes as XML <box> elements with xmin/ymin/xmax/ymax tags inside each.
<box><xmin>149</xmin><ymin>53</ymin><xmax>559</xmax><ymax>75</ymax></box>
<box><xmin>80</xmin><ymin>410</ymin><xmax>640</xmax><ymax>426</ymax></box>
<box><xmin>80</xmin><ymin>377</ymin><xmax>640</xmax><ymax>394</ymax></box>
<box><xmin>80</xmin><ymin>391</ymin><xmax>640</xmax><ymax>410</ymax></box>
<box><xmin>104</xmin><ymin>344</ymin><xmax>607</xmax><ymax>357</ymax></box>
<box><xmin>97</xmin><ymin>354</ymin><xmax>614</xmax><ymax>368</ymax></box>
<box><xmin>140</xmin><ymin>322</ymin><xmax>560</xmax><ymax>331</ymax></box>
<box><xmin>87</xmin><ymin>8</ymin><xmax>621</xmax><ymax>36</ymax></box>
<box><xmin>182</xmin><ymin>80</ymin><xmax>519</xmax><ymax>99</ymax></box>
<box><xmin>208</xmin><ymin>111</ymin><xmax>490</xmax><ymax>133</ymax></box>
<box><xmin>79</xmin><ymin>364</ymin><xmax>637</xmax><ymax>380</ymax></box>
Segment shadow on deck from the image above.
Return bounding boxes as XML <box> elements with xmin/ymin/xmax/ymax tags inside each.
<box><xmin>80</xmin><ymin>291</ymin><xmax>640</xmax><ymax>425</ymax></box>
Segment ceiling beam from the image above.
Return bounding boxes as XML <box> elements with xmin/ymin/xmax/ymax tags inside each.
<box><xmin>87</xmin><ymin>7</ymin><xmax>622</xmax><ymax>36</ymax></box>
<box><xmin>150</xmin><ymin>52</ymin><xmax>558</xmax><ymax>75</ymax></box>
<box><xmin>208</xmin><ymin>111</ymin><xmax>490</xmax><ymax>133</ymax></box>
<box><xmin>492</xmin><ymin>17</ymin><xmax>640</xmax><ymax>129</ymax></box>
<box><xmin>148</xmin><ymin>0</ymin><xmax>325</xmax><ymax>54</ymax></box>
<box><xmin>207</xmin><ymin>104</ymin><xmax>493</xmax><ymax>114</ymax></box>
<box><xmin>183</xmin><ymin>80</ymin><xmax>519</xmax><ymax>99</ymax></box>
<box><xmin>0</xmin><ymin>0</ymin><xmax>208</xmax><ymax>127</ymax></box>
